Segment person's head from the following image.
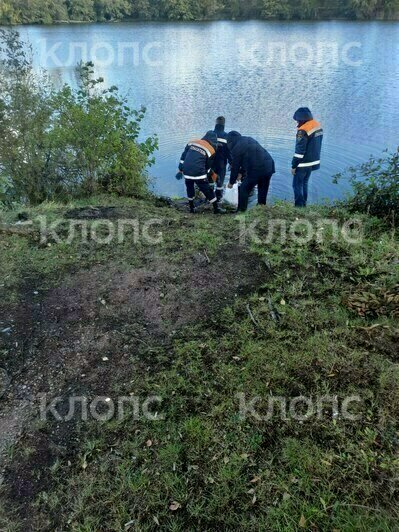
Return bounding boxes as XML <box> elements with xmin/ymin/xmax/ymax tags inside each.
<box><xmin>226</xmin><ymin>130</ymin><xmax>241</xmax><ymax>150</ymax></box>
<box><xmin>202</xmin><ymin>130</ymin><xmax>218</xmax><ymax>150</ymax></box>
<box><xmin>293</xmin><ymin>107</ymin><xmax>313</xmax><ymax>126</ymax></box>
<box><xmin>215</xmin><ymin>116</ymin><xmax>226</xmax><ymax>127</ymax></box>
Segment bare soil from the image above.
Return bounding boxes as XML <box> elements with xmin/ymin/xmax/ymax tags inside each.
<box><xmin>0</xmin><ymin>233</ymin><xmax>266</xmax><ymax>503</ymax></box>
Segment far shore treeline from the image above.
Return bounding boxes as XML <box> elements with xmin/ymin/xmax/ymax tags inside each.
<box><xmin>0</xmin><ymin>0</ymin><xmax>398</xmax><ymax>25</ymax></box>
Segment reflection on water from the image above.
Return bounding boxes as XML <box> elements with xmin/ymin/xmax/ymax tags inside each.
<box><xmin>15</xmin><ymin>20</ymin><xmax>399</xmax><ymax>203</ymax></box>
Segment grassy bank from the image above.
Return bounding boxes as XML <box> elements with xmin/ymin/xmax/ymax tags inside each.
<box><xmin>0</xmin><ymin>196</ymin><xmax>398</xmax><ymax>530</ymax></box>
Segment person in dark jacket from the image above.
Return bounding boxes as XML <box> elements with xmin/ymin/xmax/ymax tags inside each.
<box><xmin>212</xmin><ymin>116</ymin><xmax>232</xmax><ymax>202</ymax></box>
<box><xmin>291</xmin><ymin>107</ymin><xmax>323</xmax><ymax>207</ymax></box>
<box><xmin>177</xmin><ymin>131</ymin><xmax>225</xmax><ymax>214</ymax></box>
<box><xmin>227</xmin><ymin>132</ymin><xmax>275</xmax><ymax>212</ymax></box>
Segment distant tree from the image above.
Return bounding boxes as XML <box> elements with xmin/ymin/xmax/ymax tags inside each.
<box><xmin>350</xmin><ymin>0</ymin><xmax>379</xmax><ymax>17</ymax></box>
<box><xmin>94</xmin><ymin>0</ymin><xmax>131</xmax><ymax>21</ymax></box>
<box><xmin>0</xmin><ymin>0</ymin><xmax>397</xmax><ymax>27</ymax></box>
<box><xmin>66</xmin><ymin>0</ymin><xmax>96</xmax><ymax>21</ymax></box>
<box><xmin>0</xmin><ymin>2</ymin><xmax>20</xmax><ymax>24</ymax></box>
<box><xmin>158</xmin><ymin>0</ymin><xmax>196</xmax><ymax>20</ymax></box>
<box><xmin>130</xmin><ymin>0</ymin><xmax>159</xmax><ymax>19</ymax></box>
<box><xmin>260</xmin><ymin>0</ymin><xmax>290</xmax><ymax>18</ymax></box>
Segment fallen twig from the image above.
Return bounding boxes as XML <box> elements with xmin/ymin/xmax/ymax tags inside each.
<box><xmin>268</xmin><ymin>296</ymin><xmax>280</xmax><ymax>322</ymax></box>
<box><xmin>326</xmin><ymin>502</ymin><xmax>387</xmax><ymax>514</ymax></box>
<box><xmin>246</xmin><ymin>304</ymin><xmax>258</xmax><ymax>327</ymax></box>
<box><xmin>352</xmin><ymin>324</ymin><xmax>399</xmax><ymax>334</ymax></box>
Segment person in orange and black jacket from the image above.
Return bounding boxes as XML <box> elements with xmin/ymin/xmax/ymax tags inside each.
<box><xmin>291</xmin><ymin>107</ymin><xmax>323</xmax><ymax>207</ymax></box>
<box><xmin>212</xmin><ymin>116</ymin><xmax>232</xmax><ymax>202</ymax></box>
<box><xmin>177</xmin><ymin>131</ymin><xmax>225</xmax><ymax>214</ymax></box>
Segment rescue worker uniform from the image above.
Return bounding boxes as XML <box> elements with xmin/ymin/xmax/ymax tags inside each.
<box><xmin>292</xmin><ymin>107</ymin><xmax>323</xmax><ymax>207</ymax></box>
<box><xmin>227</xmin><ymin>131</ymin><xmax>275</xmax><ymax>212</ymax></box>
<box><xmin>212</xmin><ymin>117</ymin><xmax>232</xmax><ymax>202</ymax></box>
<box><xmin>178</xmin><ymin>131</ymin><xmax>224</xmax><ymax>214</ymax></box>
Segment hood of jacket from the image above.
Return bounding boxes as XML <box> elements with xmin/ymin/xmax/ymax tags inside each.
<box><xmin>202</xmin><ymin>130</ymin><xmax>218</xmax><ymax>151</ymax></box>
<box><xmin>293</xmin><ymin>107</ymin><xmax>313</xmax><ymax>123</ymax></box>
<box><xmin>227</xmin><ymin>131</ymin><xmax>242</xmax><ymax>150</ymax></box>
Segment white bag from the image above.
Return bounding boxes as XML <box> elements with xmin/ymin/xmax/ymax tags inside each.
<box><xmin>223</xmin><ymin>183</ymin><xmax>239</xmax><ymax>207</ymax></box>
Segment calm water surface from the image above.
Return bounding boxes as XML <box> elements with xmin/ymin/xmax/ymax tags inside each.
<box><xmin>16</xmin><ymin>21</ymin><xmax>399</xmax><ymax>203</ymax></box>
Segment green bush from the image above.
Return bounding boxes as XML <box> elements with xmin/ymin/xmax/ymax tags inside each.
<box><xmin>0</xmin><ymin>30</ymin><xmax>157</xmax><ymax>205</ymax></box>
<box><xmin>334</xmin><ymin>148</ymin><xmax>399</xmax><ymax>225</ymax></box>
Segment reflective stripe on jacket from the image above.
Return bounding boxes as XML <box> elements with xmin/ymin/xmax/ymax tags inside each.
<box><xmin>179</xmin><ymin>136</ymin><xmax>217</xmax><ymax>180</ymax></box>
<box><xmin>213</xmin><ymin>124</ymin><xmax>231</xmax><ymax>174</ymax></box>
<box><xmin>292</xmin><ymin>119</ymin><xmax>323</xmax><ymax>171</ymax></box>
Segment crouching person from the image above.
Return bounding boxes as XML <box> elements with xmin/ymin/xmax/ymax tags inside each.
<box><xmin>177</xmin><ymin>131</ymin><xmax>225</xmax><ymax>214</ymax></box>
<box><xmin>227</xmin><ymin>132</ymin><xmax>275</xmax><ymax>212</ymax></box>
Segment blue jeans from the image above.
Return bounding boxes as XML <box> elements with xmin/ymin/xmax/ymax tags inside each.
<box><xmin>293</xmin><ymin>168</ymin><xmax>312</xmax><ymax>207</ymax></box>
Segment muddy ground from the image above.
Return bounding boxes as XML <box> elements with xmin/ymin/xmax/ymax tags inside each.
<box><xmin>0</xmin><ymin>206</ymin><xmax>266</xmax><ymax>509</ymax></box>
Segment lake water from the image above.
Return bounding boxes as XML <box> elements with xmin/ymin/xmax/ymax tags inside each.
<box><xmin>15</xmin><ymin>21</ymin><xmax>399</xmax><ymax>203</ymax></box>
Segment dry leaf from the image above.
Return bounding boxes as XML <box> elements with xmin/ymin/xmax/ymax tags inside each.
<box><xmin>250</xmin><ymin>476</ymin><xmax>261</xmax><ymax>483</ymax></box>
<box><xmin>146</xmin><ymin>439</ymin><xmax>153</xmax><ymax>447</ymax></box>
<box><xmin>299</xmin><ymin>514</ymin><xmax>306</xmax><ymax>528</ymax></box>
<box><xmin>169</xmin><ymin>502</ymin><xmax>181</xmax><ymax>511</ymax></box>
<box><xmin>153</xmin><ymin>516</ymin><xmax>160</xmax><ymax>526</ymax></box>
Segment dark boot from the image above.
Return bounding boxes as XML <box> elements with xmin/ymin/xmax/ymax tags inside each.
<box><xmin>189</xmin><ymin>200</ymin><xmax>196</xmax><ymax>214</ymax></box>
<box><xmin>213</xmin><ymin>202</ymin><xmax>226</xmax><ymax>214</ymax></box>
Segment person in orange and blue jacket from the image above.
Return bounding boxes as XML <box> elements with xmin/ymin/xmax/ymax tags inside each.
<box><xmin>291</xmin><ymin>107</ymin><xmax>323</xmax><ymax>207</ymax></box>
<box><xmin>176</xmin><ymin>131</ymin><xmax>225</xmax><ymax>214</ymax></box>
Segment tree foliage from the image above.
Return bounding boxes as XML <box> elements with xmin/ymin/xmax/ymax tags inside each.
<box><xmin>0</xmin><ymin>0</ymin><xmax>398</xmax><ymax>23</ymax></box>
<box><xmin>0</xmin><ymin>30</ymin><xmax>158</xmax><ymax>205</ymax></box>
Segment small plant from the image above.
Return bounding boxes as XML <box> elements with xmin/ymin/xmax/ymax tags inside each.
<box><xmin>334</xmin><ymin>148</ymin><xmax>399</xmax><ymax>225</ymax></box>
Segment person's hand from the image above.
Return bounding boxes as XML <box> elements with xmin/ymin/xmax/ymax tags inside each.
<box><xmin>227</xmin><ymin>183</ymin><xmax>233</xmax><ymax>189</ymax></box>
<box><xmin>175</xmin><ymin>170</ymin><xmax>183</xmax><ymax>180</ymax></box>
<box><xmin>291</xmin><ymin>168</ymin><xmax>296</xmax><ymax>176</ymax></box>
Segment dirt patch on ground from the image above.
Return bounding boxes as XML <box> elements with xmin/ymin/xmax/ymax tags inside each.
<box><xmin>0</xmin><ymin>243</ymin><xmax>266</xmax><ymax>491</ymax></box>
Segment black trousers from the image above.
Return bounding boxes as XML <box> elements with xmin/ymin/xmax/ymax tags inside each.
<box><xmin>238</xmin><ymin>174</ymin><xmax>272</xmax><ymax>212</ymax></box>
<box><xmin>215</xmin><ymin>166</ymin><xmax>227</xmax><ymax>200</ymax></box>
<box><xmin>185</xmin><ymin>178</ymin><xmax>217</xmax><ymax>204</ymax></box>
